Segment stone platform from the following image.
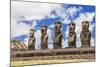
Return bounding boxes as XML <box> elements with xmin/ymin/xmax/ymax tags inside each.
<box><xmin>11</xmin><ymin>47</ymin><xmax>95</xmax><ymax>66</ymax></box>
<box><xmin>11</xmin><ymin>47</ymin><xmax>95</xmax><ymax>57</ymax></box>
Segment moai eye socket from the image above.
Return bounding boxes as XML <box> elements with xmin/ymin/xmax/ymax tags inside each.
<box><xmin>55</xmin><ymin>21</ymin><xmax>61</xmax><ymax>29</ymax></box>
<box><xmin>41</xmin><ymin>25</ymin><xmax>47</xmax><ymax>32</ymax></box>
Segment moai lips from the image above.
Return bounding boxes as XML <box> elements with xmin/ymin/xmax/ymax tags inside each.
<box><xmin>28</xmin><ymin>29</ymin><xmax>36</xmax><ymax>50</ymax></box>
<box><xmin>41</xmin><ymin>25</ymin><xmax>48</xmax><ymax>49</ymax></box>
<box><xmin>53</xmin><ymin>21</ymin><xmax>62</xmax><ymax>49</ymax></box>
<box><xmin>68</xmin><ymin>23</ymin><xmax>76</xmax><ymax>48</ymax></box>
<box><xmin>80</xmin><ymin>21</ymin><xmax>91</xmax><ymax>47</ymax></box>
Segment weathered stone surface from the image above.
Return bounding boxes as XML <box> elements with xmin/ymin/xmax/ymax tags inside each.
<box><xmin>28</xmin><ymin>29</ymin><xmax>35</xmax><ymax>50</ymax></box>
<box><xmin>11</xmin><ymin>47</ymin><xmax>95</xmax><ymax>57</ymax></box>
<box><xmin>53</xmin><ymin>21</ymin><xmax>62</xmax><ymax>49</ymax></box>
<box><xmin>68</xmin><ymin>23</ymin><xmax>76</xmax><ymax>48</ymax></box>
<box><xmin>80</xmin><ymin>21</ymin><xmax>91</xmax><ymax>47</ymax></box>
<box><xmin>41</xmin><ymin>25</ymin><xmax>48</xmax><ymax>49</ymax></box>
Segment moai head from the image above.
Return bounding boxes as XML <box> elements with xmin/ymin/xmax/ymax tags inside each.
<box><xmin>68</xmin><ymin>23</ymin><xmax>75</xmax><ymax>33</ymax></box>
<box><xmin>82</xmin><ymin>21</ymin><xmax>89</xmax><ymax>31</ymax></box>
<box><xmin>41</xmin><ymin>25</ymin><xmax>47</xmax><ymax>34</ymax></box>
<box><xmin>29</xmin><ymin>29</ymin><xmax>34</xmax><ymax>37</ymax></box>
<box><xmin>54</xmin><ymin>21</ymin><xmax>61</xmax><ymax>33</ymax></box>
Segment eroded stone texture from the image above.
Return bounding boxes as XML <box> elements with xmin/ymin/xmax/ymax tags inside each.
<box><xmin>41</xmin><ymin>25</ymin><xmax>48</xmax><ymax>49</ymax></box>
<box><xmin>28</xmin><ymin>29</ymin><xmax>36</xmax><ymax>50</ymax></box>
<box><xmin>53</xmin><ymin>21</ymin><xmax>62</xmax><ymax>49</ymax></box>
<box><xmin>68</xmin><ymin>22</ymin><xmax>76</xmax><ymax>48</ymax></box>
<box><xmin>80</xmin><ymin>21</ymin><xmax>91</xmax><ymax>47</ymax></box>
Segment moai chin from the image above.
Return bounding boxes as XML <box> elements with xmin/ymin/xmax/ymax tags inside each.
<box><xmin>53</xmin><ymin>21</ymin><xmax>62</xmax><ymax>49</ymax></box>
<box><xmin>68</xmin><ymin>23</ymin><xmax>76</xmax><ymax>48</ymax></box>
<box><xmin>80</xmin><ymin>21</ymin><xmax>91</xmax><ymax>47</ymax></box>
<box><xmin>28</xmin><ymin>29</ymin><xmax>36</xmax><ymax>50</ymax></box>
<box><xmin>41</xmin><ymin>25</ymin><xmax>48</xmax><ymax>49</ymax></box>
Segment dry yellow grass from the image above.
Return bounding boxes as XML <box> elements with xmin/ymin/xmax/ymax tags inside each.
<box><xmin>11</xmin><ymin>59</ymin><xmax>94</xmax><ymax>67</ymax></box>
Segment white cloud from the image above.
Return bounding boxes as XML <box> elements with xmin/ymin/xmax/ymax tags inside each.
<box><xmin>11</xmin><ymin>1</ymin><xmax>62</xmax><ymax>38</ymax></box>
<box><xmin>34</xmin><ymin>30</ymin><xmax>41</xmax><ymax>49</ymax></box>
<box><xmin>61</xmin><ymin>6</ymin><xmax>83</xmax><ymax>24</ymax></box>
<box><xmin>62</xmin><ymin>39</ymin><xmax>68</xmax><ymax>48</ymax></box>
<box><xmin>31</xmin><ymin>20</ymin><xmax>38</xmax><ymax>29</ymax></box>
<box><xmin>11</xmin><ymin>1</ymin><xmax>62</xmax><ymax>20</ymax></box>
<box><xmin>11</xmin><ymin>17</ymin><xmax>31</xmax><ymax>38</ymax></box>
<box><xmin>47</xmin><ymin>29</ymin><xmax>54</xmax><ymax>49</ymax></box>
<box><xmin>48</xmin><ymin>24</ymin><xmax>54</xmax><ymax>28</ymax></box>
<box><xmin>91</xmin><ymin>37</ymin><xmax>95</xmax><ymax>47</ymax></box>
<box><xmin>24</xmin><ymin>37</ymin><xmax>28</xmax><ymax>47</ymax></box>
<box><xmin>62</xmin><ymin>17</ymin><xmax>71</xmax><ymax>24</ymax></box>
<box><xmin>66</xmin><ymin>6</ymin><xmax>82</xmax><ymax>18</ymax></box>
<box><xmin>89</xmin><ymin>23</ymin><xmax>95</xmax><ymax>32</ymax></box>
<box><xmin>54</xmin><ymin>5</ymin><xmax>66</xmax><ymax>19</ymax></box>
<box><xmin>11</xmin><ymin>17</ymin><xmax>39</xmax><ymax>41</ymax></box>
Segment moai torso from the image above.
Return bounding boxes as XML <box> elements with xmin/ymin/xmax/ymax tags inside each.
<box><xmin>53</xmin><ymin>31</ymin><xmax>62</xmax><ymax>49</ymax></box>
<box><xmin>41</xmin><ymin>33</ymin><xmax>48</xmax><ymax>49</ymax></box>
<box><xmin>53</xmin><ymin>22</ymin><xmax>62</xmax><ymax>49</ymax></box>
<box><xmin>80</xmin><ymin>31</ymin><xmax>91</xmax><ymax>47</ymax></box>
<box><xmin>68</xmin><ymin>32</ymin><xmax>76</xmax><ymax>48</ymax></box>
<box><xmin>80</xmin><ymin>21</ymin><xmax>91</xmax><ymax>47</ymax></box>
<box><xmin>28</xmin><ymin>29</ymin><xmax>35</xmax><ymax>50</ymax></box>
<box><xmin>41</xmin><ymin>25</ymin><xmax>48</xmax><ymax>49</ymax></box>
<box><xmin>68</xmin><ymin>23</ymin><xmax>76</xmax><ymax>48</ymax></box>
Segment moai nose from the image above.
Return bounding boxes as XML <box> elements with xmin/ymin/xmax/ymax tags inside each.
<box><xmin>41</xmin><ymin>29</ymin><xmax>45</xmax><ymax>32</ymax></box>
<box><xmin>70</xmin><ymin>27</ymin><xmax>73</xmax><ymax>30</ymax></box>
<box><xmin>55</xmin><ymin>26</ymin><xmax>57</xmax><ymax>29</ymax></box>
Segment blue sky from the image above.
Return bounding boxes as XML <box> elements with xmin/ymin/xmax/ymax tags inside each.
<box><xmin>11</xmin><ymin>1</ymin><xmax>95</xmax><ymax>49</ymax></box>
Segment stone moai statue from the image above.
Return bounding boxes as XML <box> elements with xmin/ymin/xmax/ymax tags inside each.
<box><xmin>53</xmin><ymin>21</ymin><xmax>62</xmax><ymax>49</ymax></box>
<box><xmin>28</xmin><ymin>29</ymin><xmax>36</xmax><ymax>50</ymax></box>
<box><xmin>68</xmin><ymin>23</ymin><xmax>76</xmax><ymax>48</ymax></box>
<box><xmin>80</xmin><ymin>21</ymin><xmax>91</xmax><ymax>47</ymax></box>
<box><xmin>41</xmin><ymin>25</ymin><xmax>48</xmax><ymax>49</ymax></box>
